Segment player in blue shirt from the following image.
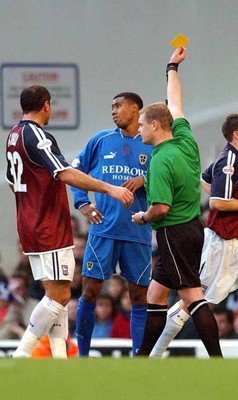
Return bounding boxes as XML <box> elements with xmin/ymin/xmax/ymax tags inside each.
<box><xmin>71</xmin><ymin>92</ymin><xmax>153</xmax><ymax>356</ymax></box>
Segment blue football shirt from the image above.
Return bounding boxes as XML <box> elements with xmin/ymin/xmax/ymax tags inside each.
<box><xmin>71</xmin><ymin>128</ymin><xmax>153</xmax><ymax>244</ymax></box>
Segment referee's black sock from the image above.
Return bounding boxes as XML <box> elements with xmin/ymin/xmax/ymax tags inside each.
<box><xmin>137</xmin><ymin>304</ymin><xmax>167</xmax><ymax>356</ymax></box>
<box><xmin>188</xmin><ymin>299</ymin><xmax>223</xmax><ymax>357</ymax></box>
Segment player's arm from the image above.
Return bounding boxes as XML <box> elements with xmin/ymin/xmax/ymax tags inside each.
<box><xmin>57</xmin><ymin>168</ymin><xmax>134</xmax><ymax>207</ymax></box>
<box><xmin>25</xmin><ymin>125</ymin><xmax>133</xmax><ymax>207</ymax></box>
<box><xmin>201</xmin><ymin>179</ymin><xmax>211</xmax><ymax>195</ymax></box>
<box><xmin>200</xmin><ymin>162</ymin><xmax>213</xmax><ymax>195</ymax></box>
<box><xmin>70</xmin><ymin>139</ymin><xmax>97</xmax><ymax>209</ymax></box>
<box><xmin>72</xmin><ymin>153</ymin><xmax>104</xmax><ymax>223</ymax></box>
<box><xmin>167</xmin><ymin>47</ymin><xmax>186</xmax><ymax>120</ymax></box>
<box><xmin>209</xmin><ymin>198</ymin><xmax>238</xmax><ymax>211</ymax></box>
<box><xmin>208</xmin><ymin>156</ymin><xmax>238</xmax><ymax>211</ymax></box>
<box><xmin>70</xmin><ymin>155</ymin><xmax>91</xmax><ymax>208</ymax></box>
<box><xmin>132</xmin><ymin>203</ymin><xmax>170</xmax><ymax>225</ymax></box>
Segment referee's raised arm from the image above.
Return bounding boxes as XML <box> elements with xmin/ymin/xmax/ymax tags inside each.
<box><xmin>166</xmin><ymin>47</ymin><xmax>186</xmax><ymax>120</ymax></box>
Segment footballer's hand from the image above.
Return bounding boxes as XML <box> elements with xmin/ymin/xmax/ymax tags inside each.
<box><xmin>80</xmin><ymin>204</ymin><xmax>104</xmax><ymax>224</ymax></box>
<box><xmin>108</xmin><ymin>185</ymin><xmax>134</xmax><ymax>207</ymax></box>
<box><xmin>121</xmin><ymin>176</ymin><xmax>144</xmax><ymax>193</ymax></box>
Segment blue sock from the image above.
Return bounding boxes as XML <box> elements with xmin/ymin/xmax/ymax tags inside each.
<box><xmin>76</xmin><ymin>297</ymin><xmax>96</xmax><ymax>357</ymax></box>
<box><xmin>130</xmin><ymin>305</ymin><xmax>147</xmax><ymax>356</ymax></box>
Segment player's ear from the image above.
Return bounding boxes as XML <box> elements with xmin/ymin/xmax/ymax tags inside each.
<box><xmin>233</xmin><ymin>130</ymin><xmax>238</xmax><ymax>140</ymax></box>
<box><xmin>132</xmin><ymin>104</ymin><xmax>138</xmax><ymax>114</ymax></box>
<box><xmin>152</xmin><ymin>120</ymin><xmax>160</xmax><ymax>131</ymax></box>
<box><xmin>43</xmin><ymin>100</ymin><xmax>50</xmax><ymax>112</ymax></box>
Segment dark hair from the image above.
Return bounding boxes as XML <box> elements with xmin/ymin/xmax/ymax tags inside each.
<box><xmin>96</xmin><ymin>292</ymin><xmax>117</xmax><ymax>318</ymax></box>
<box><xmin>20</xmin><ymin>85</ymin><xmax>51</xmax><ymax>113</ymax></box>
<box><xmin>222</xmin><ymin>113</ymin><xmax>238</xmax><ymax>142</ymax></box>
<box><xmin>113</xmin><ymin>92</ymin><xmax>143</xmax><ymax>110</ymax></box>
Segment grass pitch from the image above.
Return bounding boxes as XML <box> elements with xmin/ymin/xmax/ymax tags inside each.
<box><xmin>1</xmin><ymin>357</ymin><xmax>237</xmax><ymax>400</ymax></box>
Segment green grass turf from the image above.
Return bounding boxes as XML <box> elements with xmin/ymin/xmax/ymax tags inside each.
<box><xmin>1</xmin><ymin>357</ymin><xmax>238</xmax><ymax>400</ymax></box>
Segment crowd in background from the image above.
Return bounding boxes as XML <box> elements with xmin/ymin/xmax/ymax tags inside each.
<box><xmin>1</xmin><ymin>212</ymin><xmax>238</xmax><ymax>356</ymax></box>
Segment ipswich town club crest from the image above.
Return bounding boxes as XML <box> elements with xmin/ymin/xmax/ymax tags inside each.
<box><xmin>139</xmin><ymin>154</ymin><xmax>147</xmax><ymax>165</ymax></box>
<box><xmin>61</xmin><ymin>265</ymin><xmax>69</xmax><ymax>276</ymax></box>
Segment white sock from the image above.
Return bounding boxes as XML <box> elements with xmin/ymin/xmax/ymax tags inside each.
<box><xmin>49</xmin><ymin>338</ymin><xmax>67</xmax><ymax>359</ymax></box>
<box><xmin>13</xmin><ymin>296</ymin><xmax>64</xmax><ymax>358</ymax></box>
<box><xmin>12</xmin><ymin>331</ymin><xmax>38</xmax><ymax>358</ymax></box>
<box><xmin>149</xmin><ymin>301</ymin><xmax>190</xmax><ymax>358</ymax></box>
<box><xmin>49</xmin><ymin>305</ymin><xmax>68</xmax><ymax>359</ymax></box>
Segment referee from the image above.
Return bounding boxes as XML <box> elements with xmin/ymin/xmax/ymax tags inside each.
<box><xmin>132</xmin><ymin>47</ymin><xmax>222</xmax><ymax>357</ymax></box>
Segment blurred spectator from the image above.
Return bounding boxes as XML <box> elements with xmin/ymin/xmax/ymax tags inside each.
<box><xmin>14</xmin><ymin>239</ymin><xmax>33</xmax><ymax>285</ymax></box>
<box><xmin>105</xmin><ymin>274</ymin><xmax>128</xmax><ymax>308</ymax></box>
<box><xmin>73</xmin><ymin>234</ymin><xmax>88</xmax><ymax>260</ymax></box>
<box><xmin>226</xmin><ymin>289</ymin><xmax>238</xmax><ymax>312</ymax></box>
<box><xmin>0</xmin><ymin>268</ymin><xmax>8</xmax><ymax>284</ymax></box>
<box><xmin>27</xmin><ymin>279</ymin><xmax>45</xmax><ymax>302</ymax></box>
<box><xmin>212</xmin><ymin>305</ymin><xmax>238</xmax><ymax>339</ymax></box>
<box><xmin>13</xmin><ymin>239</ymin><xmax>44</xmax><ymax>302</ymax></box>
<box><xmin>9</xmin><ymin>274</ymin><xmax>29</xmax><ymax>304</ymax></box>
<box><xmin>71</xmin><ymin>214</ymin><xmax>82</xmax><ymax>237</ymax></box>
<box><xmin>0</xmin><ymin>278</ymin><xmax>25</xmax><ymax>339</ymax></box>
<box><xmin>68</xmin><ymin>298</ymin><xmax>78</xmax><ymax>339</ymax></box>
<box><xmin>31</xmin><ymin>334</ymin><xmax>78</xmax><ymax>358</ymax></box>
<box><xmin>9</xmin><ymin>273</ymin><xmax>39</xmax><ymax>326</ymax></box>
<box><xmin>111</xmin><ymin>288</ymin><xmax>131</xmax><ymax>339</ymax></box>
<box><xmin>233</xmin><ymin>309</ymin><xmax>238</xmax><ymax>337</ymax></box>
<box><xmin>70</xmin><ymin>259</ymin><xmax>83</xmax><ymax>299</ymax></box>
<box><xmin>92</xmin><ymin>293</ymin><xmax>117</xmax><ymax>339</ymax></box>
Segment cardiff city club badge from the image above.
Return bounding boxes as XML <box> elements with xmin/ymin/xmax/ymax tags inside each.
<box><xmin>139</xmin><ymin>154</ymin><xmax>147</xmax><ymax>165</ymax></box>
<box><xmin>87</xmin><ymin>261</ymin><xmax>94</xmax><ymax>271</ymax></box>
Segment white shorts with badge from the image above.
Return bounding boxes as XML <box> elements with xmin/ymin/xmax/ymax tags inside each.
<box><xmin>199</xmin><ymin>227</ymin><xmax>238</xmax><ymax>304</ymax></box>
<box><xmin>29</xmin><ymin>248</ymin><xmax>75</xmax><ymax>281</ymax></box>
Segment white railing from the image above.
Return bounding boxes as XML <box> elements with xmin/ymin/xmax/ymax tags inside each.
<box><xmin>1</xmin><ymin>338</ymin><xmax>238</xmax><ymax>358</ymax></box>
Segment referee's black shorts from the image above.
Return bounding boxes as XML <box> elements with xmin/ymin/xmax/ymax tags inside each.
<box><xmin>153</xmin><ymin>218</ymin><xmax>204</xmax><ymax>290</ymax></box>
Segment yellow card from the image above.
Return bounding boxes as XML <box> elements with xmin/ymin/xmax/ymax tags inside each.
<box><xmin>170</xmin><ymin>33</ymin><xmax>190</xmax><ymax>48</ymax></box>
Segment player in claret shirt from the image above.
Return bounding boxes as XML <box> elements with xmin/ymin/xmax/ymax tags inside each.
<box><xmin>6</xmin><ymin>84</ymin><xmax>133</xmax><ymax>358</ymax></box>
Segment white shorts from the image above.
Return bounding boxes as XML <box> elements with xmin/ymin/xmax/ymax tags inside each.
<box><xmin>29</xmin><ymin>248</ymin><xmax>75</xmax><ymax>281</ymax></box>
<box><xmin>199</xmin><ymin>228</ymin><xmax>238</xmax><ymax>304</ymax></box>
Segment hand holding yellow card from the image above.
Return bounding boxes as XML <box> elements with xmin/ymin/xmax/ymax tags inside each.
<box><xmin>170</xmin><ymin>34</ymin><xmax>190</xmax><ymax>48</ymax></box>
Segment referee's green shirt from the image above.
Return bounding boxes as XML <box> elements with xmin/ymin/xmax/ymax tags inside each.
<box><xmin>145</xmin><ymin>118</ymin><xmax>201</xmax><ymax>229</ymax></box>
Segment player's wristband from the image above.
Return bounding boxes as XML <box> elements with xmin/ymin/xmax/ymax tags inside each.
<box><xmin>166</xmin><ymin>63</ymin><xmax>179</xmax><ymax>80</ymax></box>
<box><xmin>139</xmin><ymin>213</ymin><xmax>147</xmax><ymax>224</ymax></box>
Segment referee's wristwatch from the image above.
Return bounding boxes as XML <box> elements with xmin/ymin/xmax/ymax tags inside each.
<box><xmin>139</xmin><ymin>213</ymin><xmax>147</xmax><ymax>224</ymax></box>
